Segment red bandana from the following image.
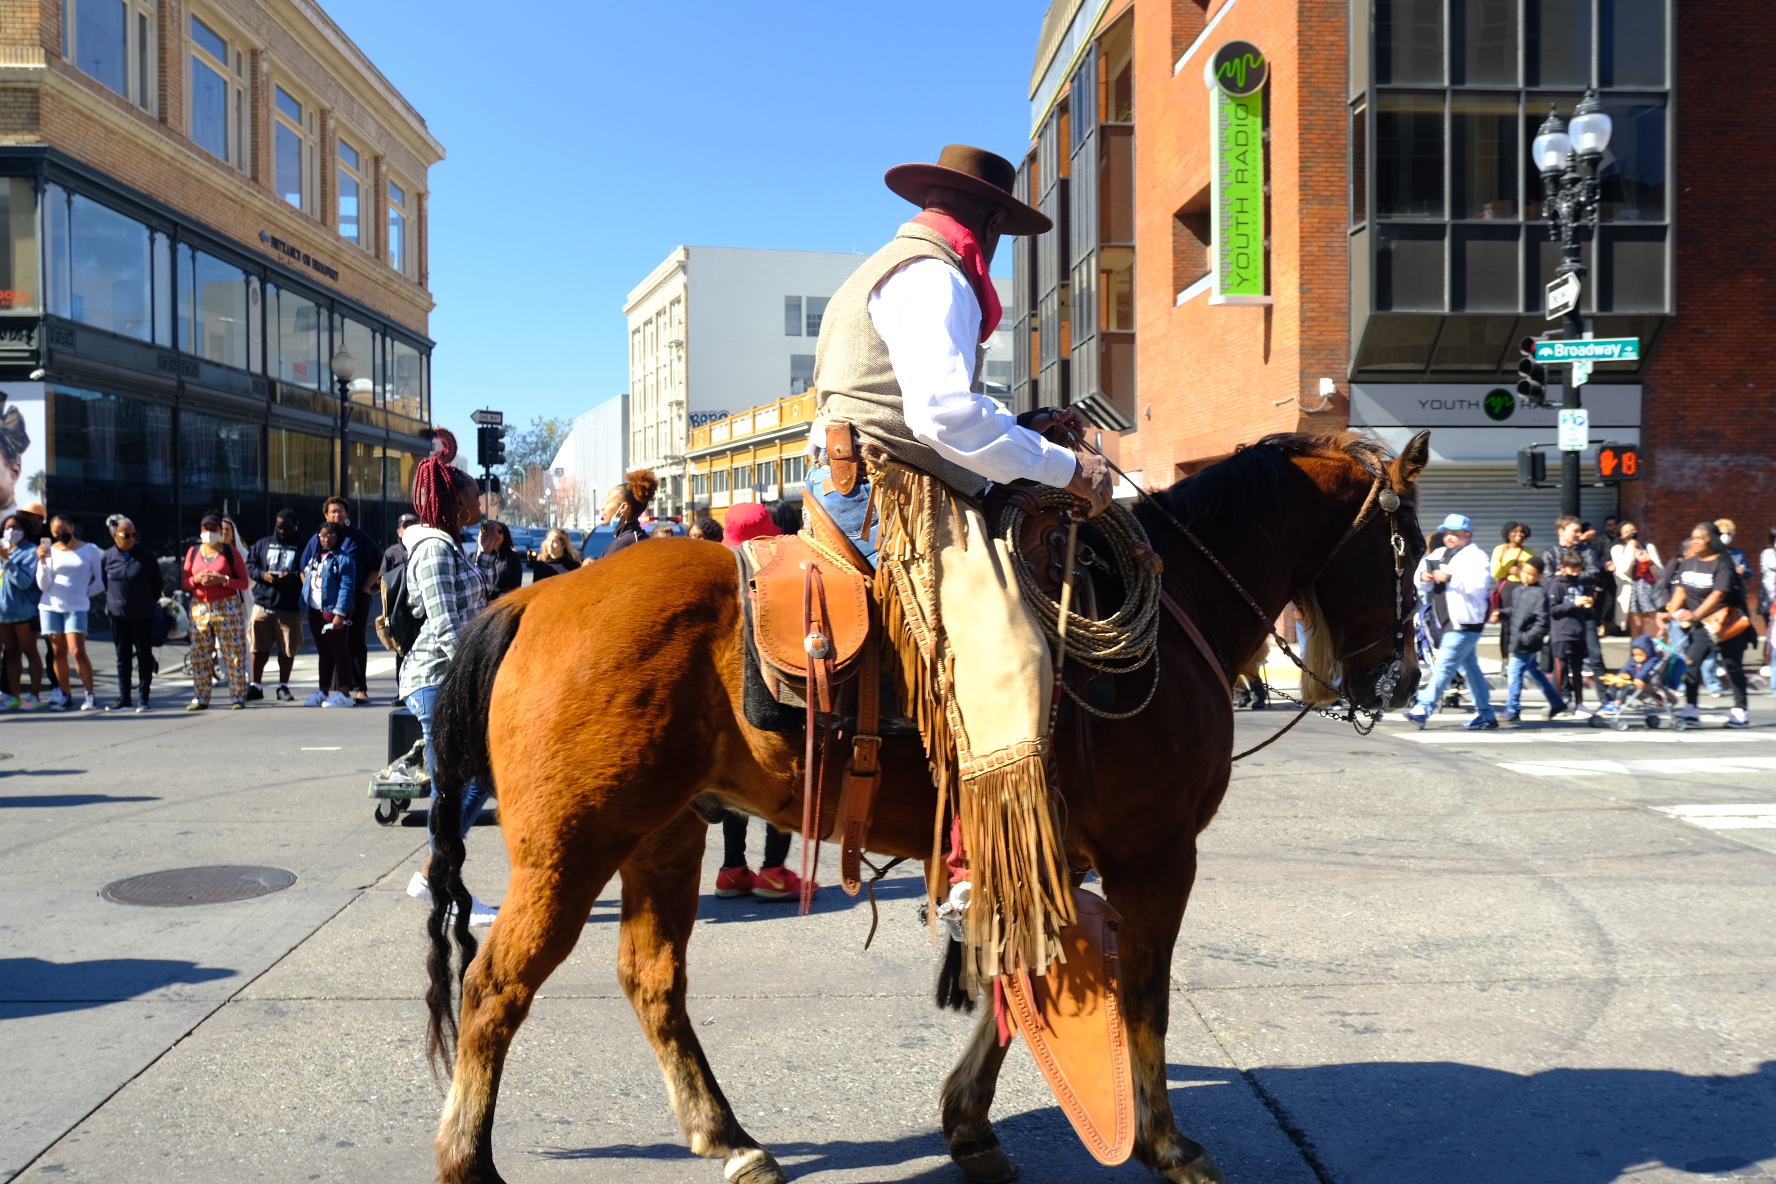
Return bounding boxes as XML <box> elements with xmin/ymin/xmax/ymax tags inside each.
<box><xmin>911</xmin><ymin>211</ymin><xmax>1002</xmax><ymax>343</ymax></box>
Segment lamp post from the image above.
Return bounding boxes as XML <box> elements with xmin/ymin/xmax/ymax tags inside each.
<box><xmin>1531</xmin><ymin>89</ymin><xmax>1612</xmax><ymax>517</ymax></box>
<box><xmin>331</xmin><ymin>345</ymin><xmax>356</xmax><ymax>500</ymax></box>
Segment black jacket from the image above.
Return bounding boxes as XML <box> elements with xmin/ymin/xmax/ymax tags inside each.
<box><xmin>1544</xmin><ymin>574</ymin><xmax>1593</xmax><ymax>644</ymax></box>
<box><xmin>1506</xmin><ymin>581</ymin><xmax>1550</xmax><ymax>654</ymax></box>
<box><xmin>248</xmin><ymin>536</ymin><xmax>305</xmax><ymax>612</ymax></box>
<box><xmin>383</xmin><ymin>540</ymin><xmax>408</xmax><ymax>574</ymax></box>
<box><xmin>529</xmin><ymin>557</ymin><xmax>576</xmax><ymax>582</ymax></box>
<box><xmin>477</xmin><ymin>550</ymin><xmax>524</xmax><ymax>598</ymax></box>
<box><xmin>101</xmin><ymin>543</ymin><xmax>162</xmax><ymax>620</ymax></box>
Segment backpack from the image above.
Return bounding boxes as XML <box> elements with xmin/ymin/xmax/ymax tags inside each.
<box><xmin>375</xmin><ymin>559</ymin><xmax>420</xmax><ymax>656</ymax></box>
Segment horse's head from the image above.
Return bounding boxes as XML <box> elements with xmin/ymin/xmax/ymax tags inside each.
<box><xmin>1292</xmin><ymin>430</ymin><xmax>1431</xmax><ymax>712</ymax></box>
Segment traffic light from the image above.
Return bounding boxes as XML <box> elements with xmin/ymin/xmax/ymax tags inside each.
<box><xmin>476</xmin><ymin>424</ymin><xmax>506</xmax><ymax>468</ymax></box>
<box><xmin>1597</xmin><ymin>442</ymin><xmax>1640</xmax><ymax>482</ymax></box>
<box><xmin>1517</xmin><ymin>447</ymin><xmax>1547</xmax><ymax>487</ymax></box>
<box><xmin>1516</xmin><ymin>336</ymin><xmax>1548</xmax><ymax>406</ymax></box>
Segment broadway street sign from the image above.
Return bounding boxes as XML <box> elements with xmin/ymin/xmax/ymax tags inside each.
<box><xmin>1533</xmin><ymin>337</ymin><xmax>1641</xmax><ymax>364</ymax></box>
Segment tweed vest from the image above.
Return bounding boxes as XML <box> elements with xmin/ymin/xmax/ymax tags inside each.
<box><xmin>814</xmin><ymin>223</ymin><xmax>991</xmax><ymax>497</ymax></box>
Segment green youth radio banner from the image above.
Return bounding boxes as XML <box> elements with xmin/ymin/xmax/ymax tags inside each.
<box><xmin>1210</xmin><ymin>41</ymin><xmax>1268</xmax><ymax>304</ymax></box>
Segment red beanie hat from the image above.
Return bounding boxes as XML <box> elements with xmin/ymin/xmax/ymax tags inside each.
<box><xmin>722</xmin><ymin>503</ymin><xmax>781</xmax><ymax>547</ymax></box>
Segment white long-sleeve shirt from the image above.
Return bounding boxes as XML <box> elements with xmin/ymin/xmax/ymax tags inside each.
<box><xmin>36</xmin><ymin>542</ymin><xmax>105</xmax><ymax>614</ymax></box>
<box><xmin>853</xmin><ymin>258</ymin><xmax>1078</xmax><ymax>489</ymax></box>
<box><xmin>1416</xmin><ymin>541</ymin><xmax>1493</xmax><ymax>626</ymax></box>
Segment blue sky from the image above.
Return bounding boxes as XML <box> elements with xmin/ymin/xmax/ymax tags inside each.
<box><xmin>322</xmin><ymin>0</ymin><xmax>1042</xmax><ymax>443</ymax></box>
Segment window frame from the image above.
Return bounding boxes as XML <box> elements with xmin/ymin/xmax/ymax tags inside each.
<box><xmin>272</xmin><ymin>82</ymin><xmax>316</xmax><ymax>213</ymax></box>
<box><xmin>64</xmin><ymin>0</ymin><xmax>158</xmax><ymax>111</ymax></box>
<box><xmin>386</xmin><ymin>174</ymin><xmax>412</xmax><ymax>276</ymax></box>
<box><xmin>187</xmin><ymin>10</ymin><xmax>248</xmax><ymax>170</ymax></box>
<box><xmin>336</xmin><ymin>132</ymin><xmax>367</xmax><ymax>249</ymax></box>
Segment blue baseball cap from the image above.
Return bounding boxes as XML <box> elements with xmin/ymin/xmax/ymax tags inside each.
<box><xmin>1438</xmin><ymin>514</ymin><xmax>1473</xmax><ymax>532</ymax></box>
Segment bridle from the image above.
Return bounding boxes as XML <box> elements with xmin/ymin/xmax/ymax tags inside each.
<box><xmin>1087</xmin><ymin>443</ymin><xmax>1416</xmax><ymax>757</ymax></box>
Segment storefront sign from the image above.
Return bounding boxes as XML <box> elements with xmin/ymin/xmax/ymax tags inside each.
<box><xmin>1351</xmin><ymin>383</ymin><xmax>1641</xmax><ymax>429</ymax></box>
<box><xmin>1209</xmin><ymin>43</ymin><xmax>1267</xmax><ymax>305</ymax></box>
<box><xmin>259</xmin><ymin>231</ymin><xmax>340</xmax><ymax>283</ymax></box>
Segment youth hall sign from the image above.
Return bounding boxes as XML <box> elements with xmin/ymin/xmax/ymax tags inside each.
<box><xmin>1207</xmin><ymin>41</ymin><xmax>1268</xmax><ymax>305</ymax></box>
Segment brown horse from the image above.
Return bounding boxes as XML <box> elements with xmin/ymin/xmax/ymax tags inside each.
<box><xmin>423</xmin><ymin>429</ymin><xmax>1430</xmax><ymax>1184</ymax></box>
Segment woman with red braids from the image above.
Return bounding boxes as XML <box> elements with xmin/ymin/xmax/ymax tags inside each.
<box><xmin>597</xmin><ymin>468</ymin><xmax>658</xmax><ymax>558</ymax></box>
<box><xmin>398</xmin><ymin>429</ymin><xmax>498</xmax><ymax>924</ymax></box>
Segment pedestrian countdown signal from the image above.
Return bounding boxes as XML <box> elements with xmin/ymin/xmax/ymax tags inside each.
<box><xmin>1597</xmin><ymin>442</ymin><xmax>1640</xmax><ymax>482</ymax></box>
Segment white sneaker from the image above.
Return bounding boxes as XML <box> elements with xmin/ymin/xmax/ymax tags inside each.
<box><xmin>79</xmin><ymin>692</ymin><xmax>98</xmax><ymax>711</ymax></box>
<box><xmin>1726</xmin><ymin>708</ymin><xmax>1750</xmax><ymax>729</ymax></box>
<box><xmin>1676</xmin><ymin>705</ymin><xmax>1702</xmax><ymax>721</ymax></box>
<box><xmin>323</xmin><ymin>691</ymin><xmax>355</xmax><ymax>708</ymax></box>
<box><xmin>410</xmin><ymin>872</ymin><xmax>498</xmax><ymax>926</ymax></box>
<box><xmin>407</xmin><ymin>870</ymin><xmax>432</xmax><ymax>901</ymax></box>
<box><xmin>304</xmin><ymin>691</ymin><xmax>327</xmax><ymax>707</ymax></box>
<box><xmin>45</xmin><ymin>687</ymin><xmax>68</xmax><ymax>708</ymax></box>
<box><xmin>1574</xmin><ymin>703</ymin><xmax>1596</xmax><ymax>717</ymax></box>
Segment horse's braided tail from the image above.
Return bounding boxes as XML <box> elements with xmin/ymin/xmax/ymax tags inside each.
<box><xmin>425</xmin><ymin>596</ymin><xmax>526</xmax><ymax>1086</ymax></box>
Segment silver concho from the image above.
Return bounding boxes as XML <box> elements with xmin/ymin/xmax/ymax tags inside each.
<box><xmin>1377</xmin><ymin>489</ymin><xmax>1401</xmax><ymax>513</ymax></box>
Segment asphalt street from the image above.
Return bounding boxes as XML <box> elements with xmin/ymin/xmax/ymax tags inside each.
<box><xmin>2</xmin><ymin>650</ymin><xmax>1774</xmax><ymax>1184</ymax></box>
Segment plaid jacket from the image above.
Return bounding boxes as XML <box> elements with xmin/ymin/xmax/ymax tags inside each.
<box><xmin>397</xmin><ymin>526</ymin><xmax>489</xmax><ymax>698</ymax></box>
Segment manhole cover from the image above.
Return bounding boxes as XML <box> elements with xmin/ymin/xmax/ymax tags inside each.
<box><xmin>102</xmin><ymin>865</ymin><xmax>296</xmax><ymax>907</ymax></box>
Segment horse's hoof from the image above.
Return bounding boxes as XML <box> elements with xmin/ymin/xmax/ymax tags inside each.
<box><xmin>950</xmin><ymin>1137</ymin><xmax>1019</xmax><ymax>1183</ymax></box>
<box><xmin>723</xmin><ymin>1146</ymin><xmax>789</xmax><ymax>1184</ymax></box>
<box><xmin>1162</xmin><ymin>1149</ymin><xmax>1225</xmax><ymax>1184</ymax></box>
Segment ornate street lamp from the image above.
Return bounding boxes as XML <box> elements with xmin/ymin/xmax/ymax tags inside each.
<box><xmin>1531</xmin><ymin>89</ymin><xmax>1612</xmax><ymax>517</ymax></box>
<box><xmin>332</xmin><ymin>345</ymin><xmax>356</xmax><ymax>498</ymax></box>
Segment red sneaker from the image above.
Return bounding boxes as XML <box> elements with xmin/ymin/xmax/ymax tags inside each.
<box><xmin>751</xmin><ymin>865</ymin><xmax>810</xmax><ymax>901</ymax></box>
<box><xmin>714</xmin><ymin>866</ymin><xmax>756</xmax><ymax>897</ymax></box>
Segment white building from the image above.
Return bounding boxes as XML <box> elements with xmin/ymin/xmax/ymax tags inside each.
<box><xmin>624</xmin><ymin>244</ymin><xmax>1017</xmax><ymax>519</ymax></box>
<box><xmin>547</xmin><ymin>393</ymin><xmax>628</xmax><ymax>530</ymax></box>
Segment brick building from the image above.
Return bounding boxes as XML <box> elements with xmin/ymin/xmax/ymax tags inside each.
<box><xmin>1013</xmin><ymin>0</ymin><xmax>1774</xmax><ymax>552</ymax></box>
<box><xmin>0</xmin><ymin>0</ymin><xmax>442</xmax><ymax>553</ymax></box>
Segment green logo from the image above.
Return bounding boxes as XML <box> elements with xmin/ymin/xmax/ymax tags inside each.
<box><xmin>1213</xmin><ymin>41</ymin><xmax>1268</xmax><ymax>96</ymax></box>
<box><xmin>1483</xmin><ymin>387</ymin><xmax>1516</xmax><ymax>422</ymax></box>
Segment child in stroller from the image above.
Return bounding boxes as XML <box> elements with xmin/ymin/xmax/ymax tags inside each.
<box><xmin>1594</xmin><ymin>634</ymin><xmax>1686</xmax><ymax>730</ymax></box>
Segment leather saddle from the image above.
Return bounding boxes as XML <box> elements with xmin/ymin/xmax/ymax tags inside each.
<box><xmin>735</xmin><ymin>492</ymin><xmax>887</xmax><ymax>900</ymax></box>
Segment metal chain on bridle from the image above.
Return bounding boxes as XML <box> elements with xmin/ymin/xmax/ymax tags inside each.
<box><xmin>999</xmin><ymin>488</ymin><xmax>1163</xmax><ymax>720</ymax></box>
<box><xmin>1076</xmin><ymin>442</ymin><xmax>1416</xmax><ymax>760</ymax></box>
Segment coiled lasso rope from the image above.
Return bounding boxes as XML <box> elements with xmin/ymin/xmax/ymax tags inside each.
<box><xmin>999</xmin><ymin>488</ymin><xmax>1163</xmax><ymax>720</ymax></box>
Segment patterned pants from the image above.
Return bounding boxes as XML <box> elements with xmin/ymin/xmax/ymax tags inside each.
<box><xmin>190</xmin><ymin>598</ymin><xmax>249</xmax><ymax>705</ymax></box>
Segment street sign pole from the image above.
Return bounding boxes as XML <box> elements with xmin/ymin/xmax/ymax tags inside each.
<box><xmin>1560</xmin><ymin>304</ymin><xmax>1583</xmax><ymax>518</ymax></box>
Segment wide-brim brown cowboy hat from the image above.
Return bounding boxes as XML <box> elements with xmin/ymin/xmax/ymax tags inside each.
<box><xmin>885</xmin><ymin>144</ymin><xmax>1052</xmax><ymax>236</ymax></box>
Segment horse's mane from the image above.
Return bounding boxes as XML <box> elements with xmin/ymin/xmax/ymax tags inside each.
<box><xmin>1152</xmin><ymin>430</ymin><xmax>1392</xmax><ymax>530</ymax></box>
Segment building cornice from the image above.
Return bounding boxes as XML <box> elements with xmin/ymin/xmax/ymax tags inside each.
<box><xmin>282</xmin><ymin>0</ymin><xmax>444</xmax><ymax>164</ymax></box>
<box><xmin>624</xmin><ymin>248</ymin><xmax>689</xmax><ymax>315</ymax></box>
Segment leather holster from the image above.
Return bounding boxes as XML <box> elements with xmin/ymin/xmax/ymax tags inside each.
<box><xmin>826</xmin><ymin>424</ymin><xmax>861</xmax><ymax>496</ymax></box>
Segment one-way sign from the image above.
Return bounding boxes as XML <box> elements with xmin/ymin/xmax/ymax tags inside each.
<box><xmin>470</xmin><ymin>409</ymin><xmax>504</xmax><ymax>426</ymax></box>
<box><xmin>1545</xmin><ymin>273</ymin><xmax>1581</xmax><ymax>320</ymax></box>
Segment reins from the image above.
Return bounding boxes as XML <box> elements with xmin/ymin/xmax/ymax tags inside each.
<box><xmin>1079</xmin><ymin>441</ymin><xmax>1413</xmax><ymax>758</ymax></box>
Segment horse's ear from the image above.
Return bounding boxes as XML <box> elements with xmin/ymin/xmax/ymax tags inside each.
<box><xmin>1393</xmin><ymin>430</ymin><xmax>1432</xmax><ymax>488</ymax></box>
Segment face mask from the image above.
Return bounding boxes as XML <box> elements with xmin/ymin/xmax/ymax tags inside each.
<box><xmin>1720</xmin><ymin>532</ymin><xmax>1732</xmax><ymax>545</ymax></box>
<box><xmin>3</xmin><ymin>528</ymin><xmax>19</xmax><ymax>546</ymax></box>
<box><xmin>52</xmin><ymin>530</ymin><xmax>72</xmax><ymax>544</ymax></box>
<box><xmin>200</xmin><ymin>530</ymin><xmax>222</xmax><ymax>545</ymax></box>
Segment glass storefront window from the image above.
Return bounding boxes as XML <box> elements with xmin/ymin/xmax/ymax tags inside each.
<box><xmin>70</xmin><ymin>193</ymin><xmax>151</xmax><ymax>340</ymax></box>
<box><xmin>339</xmin><ymin>315</ymin><xmax>375</xmax><ymax>404</ymax></box>
<box><xmin>1375</xmin><ymin>93</ymin><xmax>1445</xmax><ymax>218</ymax></box>
<box><xmin>268</xmin><ymin>427</ymin><xmax>333</xmax><ymax>498</ymax></box>
<box><xmin>151</xmin><ymin>231</ymin><xmax>171</xmax><ymax>344</ymax></box>
<box><xmin>1452</xmin><ymin>0</ymin><xmax>1517</xmax><ymax>85</ymax></box>
<box><xmin>180</xmin><ymin>407</ymin><xmax>262</xmax><ymax>505</ymax></box>
<box><xmin>48</xmin><ymin>386</ymin><xmax>172</xmax><ymax>484</ymax></box>
<box><xmin>1527</xmin><ymin>0</ymin><xmax>1591</xmax><ymax>88</ymax></box>
<box><xmin>269</xmin><ymin>283</ymin><xmax>321</xmax><ymax>388</ymax></box>
<box><xmin>1450</xmin><ymin>94</ymin><xmax>1518</xmax><ymax>220</ymax></box>
<box><xmin>387</xmin><ymin>337</ymin><xmax>422</xmax><ymax>419</ymax></box>
<box><xmin>0</xmin><ymin>178</ymin><xmax>38</xmax><ymax>311</ymax></box>
<box><xmin>1597</xmin><ymin>95</ymin><xmax>1666</xmax><ymax>222</ymax></box>
<box><xmin>188</xmin><ymin>251</ymin><xmax>248</xmax><ymax>368</ymax></box>
<box><xmin>45</xmin><ymin>184</ymin><xmax>70</xmax><ymax>318</ymax></box>
<box><xmin>1376</xmin><ymin>0</ymin><xmax>1444</xmax><ymax>85</ymax></box>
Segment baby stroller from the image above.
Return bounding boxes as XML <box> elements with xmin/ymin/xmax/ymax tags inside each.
<box><xmin>1592</xmin><ymin>635</ymin><xmax>1686</xmax><ymax>731</ymax></box>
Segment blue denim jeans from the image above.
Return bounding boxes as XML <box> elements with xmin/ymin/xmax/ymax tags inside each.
<box><xmin>1506</xmin><ymin>652</ymin><xmax>1565</xmax><ymax>715</ymax></box>
<box><xmin>407</xmin><ymin>683</ymin><xmax>490</xmax><ymax>853</ymax></box>
<box><xmin>804</xmin><ymin>463</ymin><xmax>877</xmax><ymax>565</ymax></box>
<box><xmin>1415</xmin><ymin>627</ymin><xmax>1494</xmax><ymax>715</ymax></box>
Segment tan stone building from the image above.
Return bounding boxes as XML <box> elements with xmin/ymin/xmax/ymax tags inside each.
<box><xmin>0</xmin><ymin>0</ymin><xmax>442</xmax><ymax>547</ymax></box>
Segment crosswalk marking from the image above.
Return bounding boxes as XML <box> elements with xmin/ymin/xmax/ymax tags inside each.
<box><xmin>1652</xmin><ymin>804</ymin><xmax>1776</xmax><ymax>831</ymax></box>
<box><xmin>1496</xmin><ymin>757</ymin><xmax>1776</xmax><ymax>778</ymax></box>
<box><xmin>1402</xmin><ymin>731</ymin><xmax>1774</xmax><ymax>745</ymax></box>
